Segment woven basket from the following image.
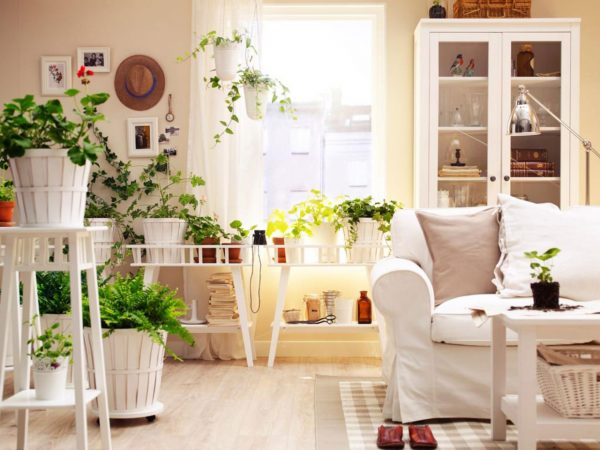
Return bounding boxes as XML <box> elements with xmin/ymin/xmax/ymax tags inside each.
<box><xmin>454</xmin><ymin>0</ymin><xmax>531</xmax><ymax>18</ymax></box>
<box><xmin>537</xmin><ymin>345</ymin><xmax>600</xmax><ymax>418</ymax></box>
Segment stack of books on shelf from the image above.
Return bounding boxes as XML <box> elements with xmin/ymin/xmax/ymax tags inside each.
<box><xmin>511</xmin><ymin>149</ymin><xmax>556</xmax><ymax>177</ymax></box>
<box><xmin>438</xmin><ymin>165</ymin><xmax>482</xmax><ymax>178</ymax></box>
<box><xmin>205</xmin><ymin>272</ymin><xmax>239</xmax><ymax>326</ymax></box>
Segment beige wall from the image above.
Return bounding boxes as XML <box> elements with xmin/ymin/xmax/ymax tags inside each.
<box><xmin>1</xmin><ymin>0</ymin><xmax>600</xmax><ymax>357</ymax></box>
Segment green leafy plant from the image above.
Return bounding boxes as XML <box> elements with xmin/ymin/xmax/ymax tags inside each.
<box><xmin>0</xmin><ymin>178</ymin><xmax>14</xmax><ymax>202</ymax></box>
<box><xmin>82</xmin><ymin>272</ymin><xmax>194</xmax><ymax>360</ymax></box>
<box><xmin>524</xmin><ymin>247</ymin><xmax>561</xmax><ymax>283</ymax></box>
<box><xmin>186</xmin><ymin>214</ymin><xmax>227</xmax><ymax>243</ymax></box>
<box><xmin>288</xmin><ymin>190</ymin><xmax>337</xmax><ymax>227</ymax></box>
<box><xmin>433</xmin><ymin>0</ymin><xmax>442</xmax><ymax>6</ymax></box>
<box><xmin>178</xmin><ymin>29</ymin><xmax>248</xmax><ymax>62</ymax></box>
<box><xmin>28</xmin><ymin>317</ymin><xmax>72</xmax><ymax>369</ymax></box>
<box><xmin>0</xmin><ymin>68</ymin><xmax>109</xmax><ymax>168</ymax></box>
<box><xmin>37</xmin><ymin>272</ymin><xmax>72</xmax><ymax>315</ymax></box>
<box><xmin>228</xmin><ymin>220</ymin><xmax>256</xmax><ymax>242</ymax></box>
<box><xmin>332</xmin><ymin>197</ymin><xmax>402</xmax><ymax>247</ymax></box>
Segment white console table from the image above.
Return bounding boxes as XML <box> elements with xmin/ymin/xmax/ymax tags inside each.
<box><xmin>128</xmin><ymin>244</ymin><xmax>256</xmax><ymax>367</ymax></box>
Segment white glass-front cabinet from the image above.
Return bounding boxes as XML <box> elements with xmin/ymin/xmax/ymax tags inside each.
<box><xmin>415</xmin><ymin>19</ymin><xmax>580</xmax><ymax>208</ymax></box>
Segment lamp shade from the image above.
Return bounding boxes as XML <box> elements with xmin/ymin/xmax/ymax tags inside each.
<box><xmin>508</xmin><ymin>85</ymin><xmax>541</xmax><ymax>136</ymax></box>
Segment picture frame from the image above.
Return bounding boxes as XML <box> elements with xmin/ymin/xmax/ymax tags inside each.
<box><xmin>77</xmin><ymin>47</ymin><xmax>111</xmax><ymax>72</ymax></box>
<box><xmin>40</xmin><ymin>56</ymin><xmax>72</xmax><ymax>96</ymax></box>
<box><xmin>127</xmin><ymin>117</ymin><xmax>159</xmax><ymax>158</ymax></box>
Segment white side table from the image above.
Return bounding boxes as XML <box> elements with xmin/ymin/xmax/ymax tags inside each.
<box><xmin>0</xmin><ymin>227</ymin><xmax>111</xmax><ymax>450</ymax></box>
<box><xmin>491</xmin><ymin>313</ymin><xmax>600</xmax><ymax>449</ymax></box>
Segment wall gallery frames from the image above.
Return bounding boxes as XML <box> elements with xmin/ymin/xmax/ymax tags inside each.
<box><xmin>127</xmin><ymin>117</ymin><xmax>159</xmax><ymax>158</ymax></box>
<box><xmin>40</xmin><ymin>56</ymin><xmax>72</xmax><ymax>96</ymax></box>
<box><xmin>77</xmin><ymin>47</ymin><xmax>110</xmax><ymax>72</ymax></box>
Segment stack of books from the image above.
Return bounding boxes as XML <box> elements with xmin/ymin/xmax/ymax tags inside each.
<box><xmin>438</xmin><ymin>165</ymin><xmax>482</xmax><ymax>178</ymax></box>
<box><xmin>205</xmin><ymin>273</ymin><xmax>239</xmax><ymax>326</ymax></box>
<box><xmin>511</xmin><ymin>149</ymin><xmax>556</xmax><ymax>177</ymax></box>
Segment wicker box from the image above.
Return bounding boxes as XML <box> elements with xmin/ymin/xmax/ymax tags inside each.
<box><xmin>537</xmin><ymin>345</ymin><xmax>600</xmax><ymax>418</ymax></box>
<box><xmin>454</xmin><ymin>0</ymin><xmax>531</xmax><ymax>18</ymax></box>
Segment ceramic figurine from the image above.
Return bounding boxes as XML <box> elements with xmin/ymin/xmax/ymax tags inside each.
<box><xmin>464</xmin><ymin>59</ymin><xmax>475</xmax><ymax>77</ymax></box>
<box><xmin>450</xmin><ymin>54</ymin><xmax>464</xmax><ymax>77</ymax></box>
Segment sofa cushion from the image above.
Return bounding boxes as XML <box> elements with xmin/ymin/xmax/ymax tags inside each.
<box><xmin>416</xmin><ymin>208</ymin><xmax>500</xmax><ymax>304</ymax></box>
<box><xmin>495</xmin><ymin>194</ymin><xmax>600</xmax><ymax>300</ymax></box>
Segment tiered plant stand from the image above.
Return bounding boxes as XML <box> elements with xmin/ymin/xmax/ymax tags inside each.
<box><xmin>128</xmin><ymin>244</ymin><xmax>256</xmax><ymax>367</ymax></box>
<box><xmin>266</xmin><ymin>244</ymin><xmax>383</xmax><ymax>368</ymax></box>
<box><xmin>0</xmin><ymin>227</ymin><xmax>111</xmax><ymax>450</ymax></box>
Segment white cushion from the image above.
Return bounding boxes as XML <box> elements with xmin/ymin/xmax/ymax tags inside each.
<box><xmin>495</xmin><ymin>194</ymin><xmax>600</xmax><ymax>300</ymax></box>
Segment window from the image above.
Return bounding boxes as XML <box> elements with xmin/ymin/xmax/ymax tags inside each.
<box><xmin>262</xmin><ymin>4</ymin><xmax>385</xmax><ymax>215</ymax></box>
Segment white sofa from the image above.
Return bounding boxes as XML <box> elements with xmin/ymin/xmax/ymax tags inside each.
<box><xmin>371</xmin><ymin>206</ymin><xmax>587</xmax><ymax>423</ymax></box>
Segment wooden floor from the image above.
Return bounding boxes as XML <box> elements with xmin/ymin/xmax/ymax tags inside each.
<box><xmin>0</xmin><ymin>357</ymin><xmax>381</xmax><ymax>450</ymax></box>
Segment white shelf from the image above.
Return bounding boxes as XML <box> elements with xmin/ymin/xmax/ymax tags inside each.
<box><xmin>439</xmin><ymin>76</ymin><xmax>488</xmax><ymax>87</ymax></box>
<box><xmin>182</xmin><ymin>322</ymin><xmax>253</xmax><ymax>334</ymax></box>
<box><xmin>438</xmin><ymin>177</ymin><xmax>487</xmax><ymax>182</ymax></box>
<box><xmin>0</xmin><ymin>389</ymin><xmax>100</xmax><ymax>411</ymax></box>
<box><xmin>511</xmin><ymin>76</ymin><xmax>561</xmax><ymax>88</ymax></box>
<box><xmin>540</xmin><ymin>126</ymin><xmax>561</xmax><ymax>134</ymax></box>
<box><xmin>438</xmin><ymin>126</ymin><xmax>487</xmax><ymax>134</ymax></box>
<box><xmin>511</xmin><ymin>177</ymin><xmax>560</xmax><ymax>183</ymax></box>
<box><xmin>277</xmin><ymin>321</ymin><xmax>378</xmax><ymax>333</ymax></box>
<box><xmin>501</xmin><ymin>395</ymin><xmax>600</xmax><ymax>440</ymax></box>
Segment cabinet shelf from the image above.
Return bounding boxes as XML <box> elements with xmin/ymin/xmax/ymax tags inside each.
<box><xmin>511</xmin><ymin>177</ymin><xmax>560</xmax><ymax>183</ymax></box>
<box><xmin>439</xmin><ymin>76</ymin><xmax>488</xmax><ymax>87</ymax></box>
<box><xmin>438</xmin><ymin>126</ymin><xmax>487</xmax><ymax>134</ymax></box>
<box><xmin>438</xmin><ymin>177</ymin><xmax>487</xmax><ymax>182</ymax></box>
<box><xmin>511</xmin><ymin>76</ymin><xmax>561</xmax><ymax>88</ymax></box>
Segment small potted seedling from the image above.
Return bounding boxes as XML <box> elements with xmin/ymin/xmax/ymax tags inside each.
<box><xmin>225</xmin><ymin>220</ymin><xmax>256</xmax><ymax>263</ymax></box>
<box><xmin>525</xmin><ymin>247</ymin><xmax>561</xmax><ymax>309</ymax></box>
<box><xmin>28</xmin><ymin>318</ymin><xmax>72</xmax><ymax>400</ymax></box>
<box><xmin>0</xmin><ymin>178</ymin><xmax>15</xmax><ymax>226</ymax></box>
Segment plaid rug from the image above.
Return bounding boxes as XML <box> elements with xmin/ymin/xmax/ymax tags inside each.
<box><xmin>315</xmin><ymin>377</ymin><xmax>600</xmax><ymax>450</ymax></box>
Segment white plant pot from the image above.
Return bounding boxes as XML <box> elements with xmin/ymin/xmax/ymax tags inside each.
<box><xmin>213</xmin><ymin>42</ymin><xmax>242</xmax><ymax>81</ymax></box>
<box><xmin>285</xmin><ymin>237</ymin><xmax>303</xmax><ymax>264</ymax></box>
<box><xmin>84</xmin><ymin>328</ymin><xmax>166</xmax><ymax>419</ymax></box>
<box><xmin>40</xmin><ymin>314</ymin><xmax>74</xmax><ymax>385</ymax></box>
<box><xmin>343</xmin><ymin>218</ymin><xmax>383</xmax><ymax>264</ymax></box>
<box><xmin>9</xmin><ymin>149</ymin><xmax>91</xmax><ymax>227</ymax></box>
<box><xmin>33</xmin><ymin>357</ymin><xmax>69</xmax><ymax>400</ymax></box>
<box><xmin>243</xmin><ymin>86</ymin><xmax>270</xmax><ymax>120</ymax></box>
<box><xmin>142</xmin><ymin>218</ymin><xmax>187</xmax><ymax>263</ymax></box>
<box><xmin>88</xmin><ymin>218</ymin><xmax>116</xmax><ymax>263</ymax></box>
<box><xmin>305</xmin><ymin>223</ymin><xmax>338</xmax><ymax>263</ymax></box>
<box><xmin>335</xmin><ymin>298</ymin><xmax>354</xmax><ymax>324</ymax></box>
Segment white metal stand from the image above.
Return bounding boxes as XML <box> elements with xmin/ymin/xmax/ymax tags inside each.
<box><xmin>0</xmin><ymin>227</ymin><xmax>111</xmax><ymax>450</ymax></box>
<box><xmin>129</xmin><ymin>244</ymin><xmax>256</xmax><ymax>368</ymax></box>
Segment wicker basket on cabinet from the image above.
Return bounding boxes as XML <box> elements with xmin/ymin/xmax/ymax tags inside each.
<box><xmin>453</xmin><ymin>0</ymin><xmax>531</xmax><ymax>18</ymax></box>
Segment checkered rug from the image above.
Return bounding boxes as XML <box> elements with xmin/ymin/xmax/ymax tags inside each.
<box><xmin>315</xmin><ymin>376</ymin><xmax>600</xmax><ymax>450</ymax></box>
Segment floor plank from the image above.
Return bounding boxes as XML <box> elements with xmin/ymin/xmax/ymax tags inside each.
<box><xmin>0</xmin><ymin>357</ymin><xmax>381</xmax><ymax>450</ymax></box>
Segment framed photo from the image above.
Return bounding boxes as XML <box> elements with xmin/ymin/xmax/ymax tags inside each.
<box><xmin>127</xmin><ymin>117</ymin><xmax>159</xmax><ymax>158</ymax></box>
<box><xmin>77</xmin><ymin>47</ymin><xmax>110</xmax><ymax>72</ymax></box>
<box><xmin>40</xmin><ymin>56</ymin><xmax>72</xmax><ymax>96</ymax></box>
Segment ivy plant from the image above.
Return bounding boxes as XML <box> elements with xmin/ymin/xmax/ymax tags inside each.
<box><xmin>524</xmin><ymin>247</ymin><xmax>561</xmax><ymax>283</ymax></box>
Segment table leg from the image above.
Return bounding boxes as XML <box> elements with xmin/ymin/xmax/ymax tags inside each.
<box><xmin>517</xmin><ymin>329</ymin><xmax>537</xmax><ymax>450</ymax></box>
<box><xmin>491</xmin><ymin>316</ymin><xmax>507</xmax><ymax>441</ymax></box>
<box><xmin>231</xmin><ymin>266</ymin><xmax>254</xmax><ymax>368</ymax></box>
<box><xmin>267</xmin><ymin>266</ymin><xmax>290</xmax><ymax>368</ymax></box>
<box><xmin>0</xmin><ymin>238</ymin><xmax>16</xmax><ymax>428</ymax></box>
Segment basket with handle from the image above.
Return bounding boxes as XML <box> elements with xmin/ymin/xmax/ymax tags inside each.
<box><xmin>537</xmin><ymin>344</ymin><xmax>600</xmax><ymax>418</ymax></box>
<box><xmin>454</xmin><ymin>0</ymin><xmax>531</xmax><ymax>18</ymax></box>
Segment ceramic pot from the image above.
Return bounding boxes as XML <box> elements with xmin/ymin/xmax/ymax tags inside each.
<box><xmin>429</xmin><ymin>4</ymin><xmax>447</xmax><ymax>18</ymax></box>
<box><xmin>200</xmin><ymin>237</ymin><xmax>219</xmax><ymax>263</ymax></box>
<box><xmin>531</xmin><ymin>282</ymin><xmax>560</xmax><ymax>309</ymax></box>
<box><xmin>0</xmin><ymin>201</ymin><xmax>15</xmax><ymax>226</ymax></box>
<box><xmin>214</xmin><ymin>42</ymin><xmax>242</xmax><ymax>81</ymax></box>
<box><xmin>272</xmin><ymin>237</ymin><xmax>286</xmax><ymax>263</ymax></box>
<box><xmin>33</xmin><ymin>357</ymin><xmax>69</xmax><ymax>400</ymax></box>
<box><xmin>222</xmin><ymin>242</ymin><xmax>243</xmax><ymax>263</ymax></box>
<box><xmin>243</xmin><ymin>85</ymin><xmax>270</xmax><ymax>120</ymax></box>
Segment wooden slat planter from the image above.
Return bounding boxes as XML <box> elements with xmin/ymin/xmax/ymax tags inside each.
<box><xmin>343</xmin><ymin>219</ymin><xmax>384</xmax><ymax>264</ymax></box>
<box><xmin>87</xmin><ymin>218</ymin><xmax>116</xmax><ymax>263</ymax></box>
<box><xmin>142</xmin><ymin>218</ymin><xmax>187</xmax><ymax>263</ymax></box>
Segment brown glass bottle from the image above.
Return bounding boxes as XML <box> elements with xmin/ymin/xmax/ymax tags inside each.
<box><xmin>357</xmin><ymin>291</ymin><xmax>372</xmax><ymax>324</ymax></box>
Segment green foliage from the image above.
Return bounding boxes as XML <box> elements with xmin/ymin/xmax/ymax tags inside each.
<box><xmin>266</xmin><ymin>208</ymin><xmax>313</xmax><ymax>239</ymax></box>
<box><xmin>82</xmin><ymin>272</ymin><xmax>194</xmax><ymax>360</ymax></box>
<box><xmin>0</xmin><ymin>82</ymin><xmax>109</xmax><ymax>168</ymax></box>
<box><xmin>433</xmin><ymin>0</ymin><xmax>442</xmax><ymax>6</ymax></box>
<box><xmin>228</xmin><ymin>219</ymin><xmax>256</xmax><ymax>242</ymax></box>
<box><xmin>0</xmin><ymin>178</ymin><xmax>14</xmax><ymax>201</ymax></box>
<box><xmin>177</xmin><ymin>30</ymin><xmax>247</xmax><ymax>62</ymax></box>
<box><xmin>525</xmin><ymin>247</ymin><xmax>561</xmax><ymax>283</ymax></box>
<box><xmin>37</xmin><ymin>272</ymin><xmax>72</xmax><ymax>315</ymax></box>
<box><xmin>288</xmin><ymin>189</ymin><xmax>337</xmax><ymax>227</ymax></box>
<box><xmin>28</xmin><ymin>317</ymin><xmax>72</xmax><ymax>365</ymax></box>
<box><xmin>186</xmin><ymin>214</ymin><xmax>227</xmax><ymax>243</ymax></box>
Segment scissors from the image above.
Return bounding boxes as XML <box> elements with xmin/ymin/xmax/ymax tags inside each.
<box><xmin>287</xmin><ymin>315</ymin><xmax>336</xmax><ymax>325</ymax></box>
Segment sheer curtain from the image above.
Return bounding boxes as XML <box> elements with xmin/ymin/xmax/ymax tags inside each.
<box><xmin>176</xmin><ymin>0</ymin><xmax>263</xmax><ymax>360</ymax></box>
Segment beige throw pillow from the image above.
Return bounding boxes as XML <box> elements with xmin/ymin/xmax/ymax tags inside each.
<box><xmin>416</xmin><ymin>208</ymin><xmax>500</xmax><ymax>304</ymax></box>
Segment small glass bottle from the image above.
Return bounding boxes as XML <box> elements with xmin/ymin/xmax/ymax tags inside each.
<box><xmin>357</xmin><ymin>291</ymin><xmax>372</xmax><ymax>324</ymax></box>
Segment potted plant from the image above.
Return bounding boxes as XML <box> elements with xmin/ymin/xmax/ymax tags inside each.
<box><xmin>37</xmin><ymin>271</ymin><xmax>72</xmax><ymax>332</ymax></box>
<box><xmin>333</xmin><ymin>197</ymin><xmax>401</xmax><ymax>263</ymax></box>
<box><xmin>28</xmin><ymin>317</ymin><xmax>72</xmax><ymax>400</ymax></box>
<box><xmin>429</xmin><ymin>0</ymin><xmax>447</xmax><ymax>18</ymax></box>
<box><xmin>82</xmin><ymin>272</ymin><xmax>193</xmax><ymax>420</ymax></box>
<box><xmin>0</xmin><ymin>67</ymin><xmax>108</xmax><ymax>227</ymax></box>
<box><xmin>239</xmin><ymin>67</ymin><xmax>293</xmax><ymax>121</ymax></box>
<box><xmin>266</xmin><ymin>209</ymin><xmax>312</xmax><ymax>264</ymax></box>
<box><xmin>525</xmin><ymin>247</ymin><xmax>561</xmax><ymax>309</ymax></box>
<box><xmin>185</xmin><ymin>214</ymin><xmax>227</xmax><ymax>263</ymax></box>
<box><xmin>85</xmin><ymin>196</ymin><xmax>121</xmax><ymax>264</ymax></box>
<box><xmin>0</xmin><ymin>177</ymin><xmax>15</xmax><ymax>226</ymax></box>
<box><xmin>225</xmin><ymin>219</ymin><xmax>256</xmax><ymax>263</ymax></box>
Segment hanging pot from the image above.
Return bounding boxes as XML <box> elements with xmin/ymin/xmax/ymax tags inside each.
<box><xmin>243</xmin><ymin>85</ymin><xmax>270</xmax><ymax>120</ymax></box>
<box><xmin>214</xmin><ymin>42</ymin><xmax>242</xmax><ymax>81</ymax></box>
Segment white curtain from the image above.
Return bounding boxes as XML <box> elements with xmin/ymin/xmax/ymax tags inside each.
<box><xmin>176</xmin><ymin>0</ymin><xmax>263</xmax><ymax>360</ymax></box>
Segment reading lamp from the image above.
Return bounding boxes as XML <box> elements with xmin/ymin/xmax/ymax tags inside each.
<box><xmin>508</xmin><ymin>84</ymin><xmax>600</xmax><ymax>205</ymax></box>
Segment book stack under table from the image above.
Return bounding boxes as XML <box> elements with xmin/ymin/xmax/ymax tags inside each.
<box><xmin>206</xmin><ymin>273</ymin><xmax>239</xmax><ymax>326</ymax></box>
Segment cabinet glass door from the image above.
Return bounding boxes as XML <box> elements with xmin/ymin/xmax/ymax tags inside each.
<box><xmin>503</xmin><ymin>34</ymin><xmax>570</xmax><ymax>207</ymax></box>
<box><xmin>431</xmin><ymin>33</ymin><xmax>501</xmax><ymax>207</ymax></box>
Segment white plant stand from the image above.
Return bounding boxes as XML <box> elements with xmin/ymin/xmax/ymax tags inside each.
<box><xmin>0</xmin><ymin>227</ymin><xmax>111</xmax><ymax>450</ymax></box>
<box><xmin>128</xmin><ymin>244</ymin><xmax>256</xmax><ymax>368</ymax></box>
<box><xmin>266</xmin><ymin>244</ymin><xmax>384</xmax><ymax>368</ymax></box>
<box><xmin>491</xmin><ymin>313</ymin><xmax>600</xmax><ymax>449</ymax></box>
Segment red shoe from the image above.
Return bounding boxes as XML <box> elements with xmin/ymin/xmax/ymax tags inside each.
<box><xmin>408</xmin><ymin>425</ymin><xmax>437</xmax><ymax>449</ymax></box>
<box><xmin>377</xmin><ymin>425</ymin><xmax>405</xmax><ymax>449</ymax></box>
